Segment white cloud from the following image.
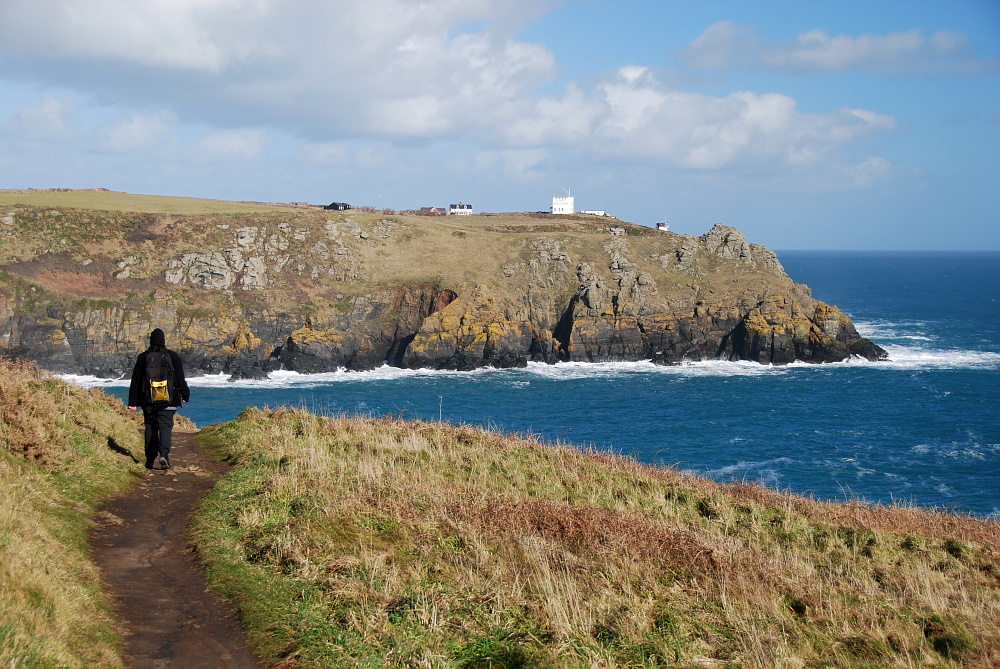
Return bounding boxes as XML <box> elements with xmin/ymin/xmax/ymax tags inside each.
<box><xmin>678</xmin><ymin>21</ymin><xmax>753</xmax><ymax>71</ymax></box>
<box><xmin>848</xmin><ymin>156</ymin><xmax>893</xmax><ymax>186</ymax></box>
<box><xmin>0</xmin><ymin>0</ymin><xmax>555</xmax><ymax>140</ymax></box>
<box><xmin>680</xmin><ymin>22</ymin><xmax>998</xmax><ymax>75</ymax></box>
<box><xmin>197</xmin><ymin>128</ymin><xmax>268</xmax><ymax>159</ymax></box>
<box><xmin>504</xmin><ymin>83</ymin><xmax>605</xmax><ymax>147</ymax></box>
<box><xmin>472</xmin><ymin>148</ymin><xmax>551</xmax><ymax>178</ymax></box>
<box><xmin>0</xmin><ymin>0</ymin><xmax>271</xmax><ymax>71</ymax></box>
<box><xmin>2</xmin><ymin>94</ymin><xmax>77</xmax><ymax>140</ymax></box>
<box><xmin>98</xmin><ymin>112</ymin><xmax>175</xmax><ymax>152</ymax></box>
<box><xmin>509</xmin><ymin>68</ymin><xmax>896</xmax><ymax>170</ymax></box>
<box><xmin>0</xmin><ymin>4</ymin><xmax>904</xmax><ymax>195</ymax></box>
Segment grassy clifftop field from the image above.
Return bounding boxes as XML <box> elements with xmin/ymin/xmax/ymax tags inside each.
<box><xmin>0</xmin><ymin>187</ymin><xmax>660</xmax><ymax>291</ymax></box>
<box><xmin>195</xmin><ymin>408</ymin><xmax>1000</xmax><ymax>668</ymax></box>
<box><xmin>0</xmin><ymin>188</ymin><xmax>300</xmax><ymax>215</ymax></box>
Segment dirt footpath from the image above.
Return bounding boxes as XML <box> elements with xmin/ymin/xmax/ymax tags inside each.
<box><xmin>90</xmin><ymin>431</ymin><xmax>264</xmax><ymax>669</ymax></box>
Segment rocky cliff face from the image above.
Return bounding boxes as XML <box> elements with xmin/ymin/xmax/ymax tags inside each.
<box><xmin>0</xmin><ymin>203</ymin><xmax>884</xmax><ymax>378</ymax></box>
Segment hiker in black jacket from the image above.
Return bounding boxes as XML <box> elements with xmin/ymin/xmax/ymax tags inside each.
<box><xmin>128</xmin><ymin>328</ymin><xmax>190</xmax><ymax>470</ymax></box>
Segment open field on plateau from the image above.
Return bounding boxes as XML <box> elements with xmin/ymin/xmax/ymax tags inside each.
<box><xmin>194</xmin><ymin>408</ymin><xmax>1000</xmax><ymax>668</ymax></box>
<box><xmin>0</xmin><ymin>188</ymin><xmax>301</xmax><ymax>215</ymax></box>
<box><xmin>0</xmin><ymin>186</ymin><xmax>639</xmax><ymax>296</ymax></box>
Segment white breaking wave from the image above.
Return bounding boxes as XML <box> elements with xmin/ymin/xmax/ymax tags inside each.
<box><xmin>189</xmin><ymin>367</ymin><xmax>502</xmax><ymax>388</ymax></box>
<box><xmin>522</xmin><ymin>359</ymin><xmax>781</xmax><ymax>379</ymax></box>
<box><xmin>697</xmin><ymin>457</ymin><xmax>795</xmax><ymax>478</ymax></box>
<box><xmin>873</xmin><ymin>345</ymin><xmax>1000</xmax><ymax>370</ymax></box>
<box><xmin>854</xmin><ymin>318</ymin><xmax>932</xmax><ymax>341</ymax></box>
<box><xmin>853</xmin><ymin>317</ymin><xmax>1000</xmax><ymax>370</ymax></box>
<box><xmin>690</xmin><ymin>457</ymin><xmax>795</xmax><ymax>487</ymax></box>
<box><xmin>58</xmin><ymin>342</ymin><xmax>999</xmax><ymax>390</ymax></box>
<box><xmin>60</xmin><ymin>374</ymin><xmax>130</xmax><ymax>389</ymax></box>
<box><xmin>60</xmin><ymin>365</ymin><xmax>512</xmax><ymax>390</ymax></box>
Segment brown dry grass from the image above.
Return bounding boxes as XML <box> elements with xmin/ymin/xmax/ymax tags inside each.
<box><xmin>20</xmin><ymin>269</ymin><xmax>119</xmax><ymax>299</ymax></box>
<box><xmin>2</xmin><ymin>191</ymin><xmax>789</xmax><ymax>331</ymax></box>
<box><xmin>0</xmin><ymin>357</ymin><xmax>145</xmax><ymax>668</ymax></box>
<box><xmin>194</xmin><ymin>408</ymin><xmax>1000</xmax><ymax>667</ymax></box>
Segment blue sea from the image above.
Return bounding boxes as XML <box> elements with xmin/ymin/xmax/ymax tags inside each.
<box><xmin>77</xmin><ymin>252</ymin><xmax>1000</xmax><ymax>516</ymax></box>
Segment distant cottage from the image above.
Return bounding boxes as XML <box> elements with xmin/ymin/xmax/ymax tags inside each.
<box><xmin>449</xmin><ymin>203</ymin><xmax>473</xmax><ymax>216</ymax></box>
<box><xmin>419</xmin><ymin>206</ymin><xmax>447</xmax><ymax>216</ymax></box>
<box><xmin>325</xmin><ymin>202</ymin><xmax>352</xmax><ymax>211</ymax></box>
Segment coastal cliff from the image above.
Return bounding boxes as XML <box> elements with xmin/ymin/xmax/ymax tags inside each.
<box><xmin>0</xmin><ymin>192</ymin><xmax>885</xmax><ymax>377</ymax></box>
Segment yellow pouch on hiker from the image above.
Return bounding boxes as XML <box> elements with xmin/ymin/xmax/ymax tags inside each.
<box><xmin>150</xmin><ymin>379</ymin><xmax>170</xmax><ymax>404</ymax></box>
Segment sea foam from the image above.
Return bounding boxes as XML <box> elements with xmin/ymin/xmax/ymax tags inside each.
<box><xmin>58</xmin><ymin>342</ymin><xmax>999</xmax><ymax>391</ymax></box>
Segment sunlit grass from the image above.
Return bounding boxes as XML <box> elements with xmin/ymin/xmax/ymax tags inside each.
<box><xmin>2</xmin><ymin>357</ymin><xmax>996</xmax><ymax>667</ymax></box>
<box><xmin>0</xmin><ymin>358</ymin><xmax>146</xmax><ymax>668</ymax></box>
<box><xmin>195</xmin><ymin>407</ymin><xmax>1000</xmax><ymax>667</ymax></box>
<box><xmin>0</xmin><ymin>188</ymin><xmax>298</xmax><ymax>214</ymax></box>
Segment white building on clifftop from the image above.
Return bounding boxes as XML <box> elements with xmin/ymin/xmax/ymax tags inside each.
<box><xmin>551</xmin><ymin>189</ymin><xmax>574</xmax><ymax>214</ymax></box>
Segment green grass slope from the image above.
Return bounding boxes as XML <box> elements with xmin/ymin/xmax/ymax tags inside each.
<box><xmin>195</xmin><ymin>408</ymin><xmax>1000</xmax><ymax>668</ymax></box>
<box><xmin>0</xmin><ymin>358</ymin><xmax>148</xmax><ymax>667</ymax></box>
<box><xmin>2</xmin><ymin>358</ymin><xmax>997</xmax><ymax>667</ymax></box>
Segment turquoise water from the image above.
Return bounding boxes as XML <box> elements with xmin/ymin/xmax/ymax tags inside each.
<box><xmin>84</xmin><ymin>251</ymin><xmax>1000</xmax><ymax>516</ymax></box>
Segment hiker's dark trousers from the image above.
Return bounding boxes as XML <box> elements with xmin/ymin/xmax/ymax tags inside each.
<box><xmin>143</xmin><ymin>407</ymin><xmax>175</xmax><ymax>463</ymax></box>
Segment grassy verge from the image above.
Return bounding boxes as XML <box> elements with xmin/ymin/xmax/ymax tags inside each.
<box><xmin>195</xmin><ymin>408</ymin><xmax>1000</xmax><ymax>668</ymax></box>
<box><xmin>0</xmin><ymin>358</ymin><xmax>147</xmax><ymax>667</ymax></box>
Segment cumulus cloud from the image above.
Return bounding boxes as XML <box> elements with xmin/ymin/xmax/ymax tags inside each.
<box><xmin>2</xmin><ymin>94</ymin><xmax>77</xmax><ymax>140</ymax></box>
<box><xmin>0</xmin><ymin>0</ymin><xmax>273</xmax><ymax>71</ymax></box>
<box><xmin>472</xmin><ymin>148</ymin><xmax>552</xmax><ymax>178</ymax></box>
<box><xmin>0</xmin><ymin>4</ymin><xmax>901</xmax><ymax>182</ymax></box>
<box><xmin>848</xmin><ymin>156</ymin><xmax>894</xmax><ymax>187</ymax></box>
<box><xmin>508</xmin><ymin>67</ymin><xmax>896</xmax><ymax>170</ymax></box>
<box><xmin>680</xmin><ymin>21</ymin><xmax>998</xmax><ymax>75</ymax></box>
<box><xmin>98</xmin><ymin>112</ymin><xmax>175</xmax><ymax>152</ymax></box>
<box><xmin>0</xmin><ymin>0</ymin><xmax>556</xmax><ymax>140</ymax></box>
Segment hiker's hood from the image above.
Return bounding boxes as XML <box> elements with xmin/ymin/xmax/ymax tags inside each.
<box><xmin>149</xmin><ymin>328</ymin><xmax>166</xmax><ymax>347</ymax></box>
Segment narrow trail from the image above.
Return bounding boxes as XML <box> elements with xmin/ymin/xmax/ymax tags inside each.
<box><xmin>90</xmin><ymin>431</ymin><xmax>264</xmax><ymax>669</ymax></box>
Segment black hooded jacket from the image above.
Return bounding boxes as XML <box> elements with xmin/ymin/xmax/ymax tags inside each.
<box><xmin>128</xmin><ymin>329</ymin><xmax>191</xmax><ymax>408</ymax></box>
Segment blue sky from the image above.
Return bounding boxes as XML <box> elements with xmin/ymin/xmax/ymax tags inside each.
<box><xmin>0</xmin><ymin>0</ymin><xmax>997</xmax><ymax>249</ymax></box>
